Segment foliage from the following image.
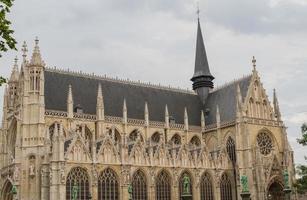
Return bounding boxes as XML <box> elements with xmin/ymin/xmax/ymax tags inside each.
<box><xmin>297</xmin><ymin>123</ymin><xmax>307</xmax><ymax>146</ymax></box>
<box><xmin>295</xmin><ymin>123</ymin><xmax>307</xmax><ymax>193</ymax></box>
<box><xmin>0</xmin><ymin>0</ymin><xmax>17</xmax><ymax>57</ymax></box>
<box><xmin>0</xmin><ymin>75</ymin><xmax>6</xmax><ymax>86</ymax></box>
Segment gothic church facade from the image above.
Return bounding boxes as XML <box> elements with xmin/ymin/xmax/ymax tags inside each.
<box><xmin>0</xmin><ymin>18</ymin><xmax>295</xmax><ymax>200</ymax></box>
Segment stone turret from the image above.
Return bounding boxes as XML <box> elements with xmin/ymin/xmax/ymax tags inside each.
<box><xmin>191</xmin><ymin>18</ymin><xmax>214</xmax><ymax>105</ymax></box>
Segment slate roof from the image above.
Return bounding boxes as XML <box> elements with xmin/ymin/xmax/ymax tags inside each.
<box><xmin>204</xmin><ymin>75</ymin><xmax>252</xmax><ymax>125</ymax></box>
<box><xmin>192</xmin><ymin>19</ymin><xmax>214</xmax><ymax>80</ymax></box>
<box><xmin>44</xmin><ymin>69</ymin><xmax>252</xmax><ymax>126</ymax></box>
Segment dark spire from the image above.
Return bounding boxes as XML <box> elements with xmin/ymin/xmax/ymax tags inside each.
<box><xmin>191</xmin><ymin>18</ymin><xmax>214</xmax><ymax>89</ymax></box>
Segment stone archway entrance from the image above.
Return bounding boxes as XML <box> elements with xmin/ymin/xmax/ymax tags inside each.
<box><xmin>267</xmin><ymin>181</ymin><xmax>285</xmax><ymax>200</ymax></box>
<box><xmin>1</xmin><ymin>180</ymin><xmax>13</xmax><ymax>200</ymax></box>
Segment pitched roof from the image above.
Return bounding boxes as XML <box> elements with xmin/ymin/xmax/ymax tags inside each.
<box><xmin>44</xmin><ymin>69</ymin><xmax>252</xmax><ymax>127</ymax></box>
<box><xmin>44</xmin><ymin>69</ymin><xmax>204</xmax><ymax>126</ymax></box>
<box><xmin>204</xmin><ymin>75</ymin><xmax>252</xmax><ymax>125</ymax></box>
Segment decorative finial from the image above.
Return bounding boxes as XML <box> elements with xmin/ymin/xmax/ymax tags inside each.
<box><xmin>22</xmin><ymin>41</ymin><xmax>28</xmax><ymax>60</ymax></box>
<box><xmin>14</xmin><ymin>56</ymin><xmax>18</xmax><ymax>67</ymax></box>
<box><xmin>252</xmin><ymin>56</ymin><xmax>256</xmax><ymax>70</ymax></box>
<box><xmin>197</xmin><ymin>1</ymin><xmax>200</xmax><ymax>20</ymax></box>
<box><xmin>35</xmin><ymin>36</ymin><xmax>39</xmax><ymax>46</ymax></box>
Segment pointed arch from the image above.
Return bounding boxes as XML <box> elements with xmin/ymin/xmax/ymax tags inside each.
<box><xmin>155</xmin><ymin>170</ymin><xmax>171</xmax><ymax>200</ymax></box>
<box><xmin>1</xmin><ymin>179</ymin><xmax>13</xmax><ymax>200</ymax></box>
<box><xmin>151</xmin><ymin>132</ymin><xmax>160</xmax><ymax>144</ymax></box>
<box><xmin>66</xmin><ymin>167</ymin><xmax>90</xmax><ymax>200</ymax></box>
<box><xmin>129</xmin><ymin>129</ymin><xmax>144</xmax><ymax>143</ymax></box>
<box><xmin>107</xmin><ymin>126</ymin><xmax>121</xmax><ymax>145</ymax></box>
<box><xmin>131</xmin><ymin>170</ymin><xmax>148</xmax><ymax>200</ymax></box>
<box><xmin>189</xmin><ymin>135</ymin><xmax>201</xmax><ymax>147</ymax></box>
<box><xmin>220</xmin><ymin>173</ymin><xmax>232</xmax><ymax>200</ymax></box>
<box><xmin>200</xmin><ymin>172</ymin><xmax>214</xmax><ymax>200</ymax></box>
<box><xmin>98</xmin><ymin>168</ymin><xmax>119</xmax><ymax>200</ymax></box>
<box><xmin>226</xmin><ymin>137</ymin><xmax>236</xmax><ymax>163</ymax></box>
<box><xmin>170</xmin><ymin>133</ymin><xmax>181</xmax><ymax>146</ymax></box>
<box><xmin>179</xmin><ymin>170</ymin><xmax>193</xmax><ymax>197</ymax></box>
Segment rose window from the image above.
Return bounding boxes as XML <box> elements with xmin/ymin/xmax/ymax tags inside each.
<box><xmin>257</xmin><ymin>132</ymin><xmax>273</xmax><ymax>155</ymax></box>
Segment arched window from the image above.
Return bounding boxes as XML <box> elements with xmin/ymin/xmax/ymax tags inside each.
<box><xmin>129</xmin><ymin>130</ymin><xmax>143</xmax><ymax>143</ymax></box>
<box><xmin>98</xmin><ymin>168</ymin><xmax>119</xmax><ymax>200</ymax></box>
<box><xmin>1</xmin><ymin>180</ymin><xmax>13</xmax><ymax>200</ymax></box>
<box><xmin>151</xmin><ymin>132</ymin><xmax>160</xmax><ymax>144</ymax></box>
<box><xmin>189</xmin><ymin>136</ymin><xmax>201</xmax><ymax>147</ymax></box>
<box><xmin>200</xmin><ymin>173</ymin><xmax>214</xmax><ymax>200</ymax></box>
<box><xmin>220</xmin><ymin>173</ymin><xmax>232</xmax><ymax>200</ymax></box>
<box><xmin>132</xmin><ymin>170</ymin><xmax>147</xmax><ymax>200</ymax></box>
<box><xmin>170</xmin><ymin>134</ymin><xmax>181</xmax><ymax>145</ymax></box>
<box><xmin>226</xmin><ymin>137</ymin><xmax>236</xmax><ymax>163</ymax></box>
<box><xmin>107</xmin><ymin>127</ymin><xmax>121</xmax><ymax>145</ymax></box>
<box><xmin>179</xmin><ymin>171</ymin><xmax>193</xmax><ymax>198</ymax></box>
<box><xmin>156</xmin><ymin>170</ymin><xmax>171</xmax><ymax>200</ymax></box>
<box><xmin>66</xmin><ymin>167</ymin><xmax>90</xmax><ymax>200</ymax></box>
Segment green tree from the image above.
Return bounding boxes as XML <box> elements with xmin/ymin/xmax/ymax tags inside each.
<box><xmin>0</xmin><ymin>0</ymin><xmax>17</xmax><ymax>86</ymax></box>
<box><xmin>295</xmin><ymin>123</ymin><xmax>307</xmax><ymax>193</ymax></box>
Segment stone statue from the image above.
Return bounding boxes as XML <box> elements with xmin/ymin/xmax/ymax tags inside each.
<box><xmin>283</xmin><ymin>169</ymin><xmax>289</xmax><ymax>188</ymax></box>
<box><xmin>11</xmin><ymin>185</ymin><xmax>17</xmax><ymax>195</ymax></box>
<box><xmin>183</xmin><ymin>174</ymin><xmax>191</xmax><ymax>195</ymax></box>
<box><xmin>240</xmin><ymin>175</ymin><xmax>249</xmax><ymax>193</ymax></box>
<box><xmin>72</xmin><ymin>182</ymin><xmax>79</xmax><ymax>200</ymax></box>
<box><xmin>128</xmin><ymin>184</ymin><xmax>132</xmax><ymax>200</ymax></box>
<box><xmin>29</xmin><ymin>164</ymin><xmax>35</xmax><ymax>177</ymax></box>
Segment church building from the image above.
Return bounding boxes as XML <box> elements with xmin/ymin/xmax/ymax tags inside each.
<box><xmin>0</xmin><ymin>17</ymin><xmax>295</xmax><ymax>200</ymax></box>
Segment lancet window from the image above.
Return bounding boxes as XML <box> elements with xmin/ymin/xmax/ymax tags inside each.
<box><xmin>200</xmin><ymin>173</ymin><xmax>214</xmax><ymax>200</ymax></box>
<box><xmin>226</xmin><ymin>137</ymin><xmax>236</xmax><ymax>163</ymax></box>
<box><xmin>170</xmin><ymin>134</ymin><xmax>181</xmax><ymax>146</ymax></box>
<box><xmin>189</xmin><ymin>136</ymin><xmax>201</xmax><ymax>147</ymax></box>
<box><xmin>220</xmin><ymin>173</ymin><xmax>232</xmax><ymax>200</ymax></box>
<box><xmin>131</xmin><ymin>170</ymin><xmax>147</xmax><ymax>200</ymax></box>
<box><xmin>151</xmin><ymin>132</ymin><xmax>160</xmax><ymax>144</ymax></box>
<box><xmin>66</xmin><ymin>167</ymin><xmax>90</xmax><ymax>200</ymax></box>
<box><xmin>98</xmin><ymin>168</ymin><xmax>119</xmax><ymax>200</ymax></box>
<box><xmin>155</xmin><ymin>170</ymin><xmax>171</xmax><ymax>200</ymax></box>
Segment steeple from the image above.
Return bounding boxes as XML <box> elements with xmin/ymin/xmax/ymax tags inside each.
<box><xmin>9</xmin><ymin>56</ymin><xmax>19</xmax><ymax>82</ymax></box>
<box><xmin>30</xmin><ymin>37</ymin><xmax>45</xmax><ymax>67</ymax></box>
<box><xmin>191</xmin><ymin>17</ymin><xmax>214</xmax><ymax>104</ymax></box>
<box><xmin>165</xmin><ymin>105</ymin><xmax>169</xmax><ymax>128</ymax></box>
<box><xmin>144</xmin><ymin>102</ymin><xmax>149</xmax><ymax>126</ymax></box>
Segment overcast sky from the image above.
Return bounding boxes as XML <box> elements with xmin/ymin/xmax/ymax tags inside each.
<box><xmin>0</xmin><ymin>0</ymin><xmax>306</xmax><ymax>164</ymax></box>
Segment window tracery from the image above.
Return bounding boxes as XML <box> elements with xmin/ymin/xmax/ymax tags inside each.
<box><xmin>170</xmin><ymin>134</ymin><xmax>181</xmax><ymax>146</ymax></box>
<box><xmin>257</xmin><ymin>132</ymin><xmax>273</xmax><ymax>155</ymax></box>
<box><xmin>200</xmin><ymin>173</ymin><xmax>214</xmax><ymax>200</ymax></box>
<box><xmin>66</xmin><ymin>167</ymin><xmax>90</xmax><ymax>200</ymax></box>
<box><xmin>151</xmin><ymin>132</ymin><xmax>160</xmax><ymax>144</ymax></box>
<box><xmin>220</xmin><ymin>173</ymin><xmax>232</xmax><ymax>200</ymax></box>
<box><xmin>131</xmin><ymin>170</ymin><xmax>147</xmax><ymax>200</ymax></box>
<box><xmin>189</xmin><ymin>136</ymin><xmax>201</xmax><ymax>147</ymax></box>
<box><xmin>98</xmin><ymin>168</ymin><xmax>119</xmax><ymax>200</ymax></box>
<box><xmin>226</xmin><ymin>137</ymin><xmax>236</xmax><ymax>163</ymax></box>
<box><xmin>155</xmin><ymin>170</ymin><xmax>171</xmax><ymax>200</ymax></box>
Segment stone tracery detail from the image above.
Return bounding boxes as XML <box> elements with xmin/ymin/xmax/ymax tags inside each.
<box><xmin>257</xmin><ymin>132</ymin><xmax>273</xmax><ymax>155</ymax></box>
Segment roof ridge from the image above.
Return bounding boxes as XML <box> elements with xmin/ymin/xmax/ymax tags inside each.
<box><xmin>211</xmin><ymin>74</ymin><xmax>252</xmax><ymax>93</ymax></box>
<box><xmin>45</xmin><ymin>67</ymin><xmax>196</xmax><ymax>95</ymax></box>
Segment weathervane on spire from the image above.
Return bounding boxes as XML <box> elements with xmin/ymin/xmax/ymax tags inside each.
<box><xmin>21</xmin><ymin>41</ymin><xmax>28</xmax><ymax>61</ymax></box>
<box><xmin>252</xmin><ymin>56</ymin><xmax>256</xmax><ymax>70</ymax></box>
<box><xmin>197</xmin><ymin>1</ymin><xmax>200</xmax><ymax>19</ymax></box>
